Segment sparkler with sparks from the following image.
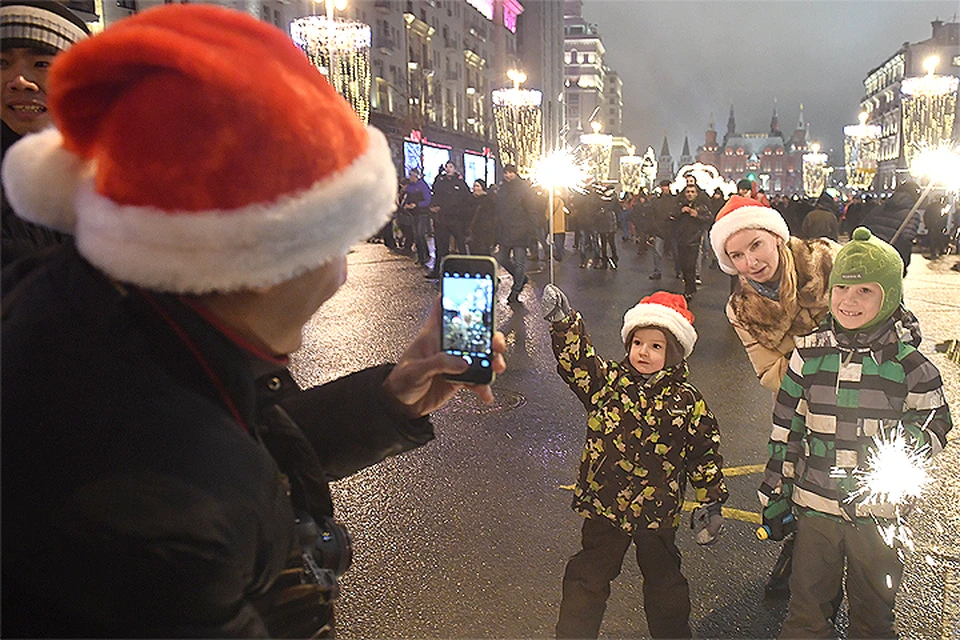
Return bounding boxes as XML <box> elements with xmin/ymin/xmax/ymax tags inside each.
<box><xmin>533</xmin><ymin>150</ymin><xmax>587</xmax><ymax>284</ymax></box>
<box><xmin>833</xmin><ymin>420</ymin><xmax>933</xmax><ymax>552</ymax></box>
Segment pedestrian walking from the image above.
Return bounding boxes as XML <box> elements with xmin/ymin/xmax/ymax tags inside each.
<box><xmin>426</xmin><ymin>161</ymin><xmax>470</xmax><ymax>279</ymax></box>
<box><xmin>466</xmin><ymin>179</ymin><xmax>498</xmax><ymax>257</ymax></box>
<box><xmin>541</xmin><ymin>286</ymin><xmax>728</xmax><ymax>639</ymax></box>
<box><xmin>0</xmin><ymin>6</ymin><xmax>507</xmax><ymax>636</ymax></box>
<box><xmin>709</xmin><ymin>194</ymin><xmax>839</xmax><ymax>597</ymax></box>
<box><xmin>672</xmin><ymin>184</ymin><xmax>712</xmax><ymax>301</ymax></box>
<box><xmin>496</xmin><ymin>163</ymin><xmax>538</xmax><ymax>304</ymax></box>
<box><xmin>647</xmin><ymin>180</ymin><xmax>676</xmax><ymax>280</ymax></box>
<box><xmin>863</xmin><ymin>181</ymin><xmax>923</xmax><ymax>276</ymax></box>
<box><xmin>402</xmin><ymin>168</ymin><xmax>433</xmax><ymax>267</ymax></box>
<box><xmin>759</xmin><ymin>228</ymin><xmax>952</xmax><ymax>638</ymax></box>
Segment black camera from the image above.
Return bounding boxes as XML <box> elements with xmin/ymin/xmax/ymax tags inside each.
<box><xmin>296</xmin><ymin>514</ymin><xmax>354</xmax><ymax>596</ymax></box>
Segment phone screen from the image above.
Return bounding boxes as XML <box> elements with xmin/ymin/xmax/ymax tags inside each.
<box><xmin>441</xmin><ymin>257</ymin><xmax>496</xmax><ymax>384</ymax></box>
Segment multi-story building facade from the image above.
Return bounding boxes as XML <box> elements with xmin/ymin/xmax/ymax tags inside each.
<box><xmin>516</xmin><ymin>0</ymin><xmax>565</xmax><ymax>154</ymax></box>
<box><xmin>860</xmin><ymin>19</ymin><xmax>960</xmax><ymax>192</ymax></box>
<box><xmin>696</xmin><ymin>104</ymin><xmax>807</xmax><ymax>195</ymax></box>
<box><xmin>562</xmin><ymin>0</ymin><xmax>630</xmax><ymax>181</ymax></box>
<box><xmin>93</xmin><ymin>0</ymin><xmax>564</xmax><ymax>188</ymax></box>
<box><xmin>562</xmin><ymin>0</ymin><xmax>605</xmax><ymax>146</ymax></box>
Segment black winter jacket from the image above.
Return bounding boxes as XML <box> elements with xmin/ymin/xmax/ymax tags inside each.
<box><xmin>1</xmin><ymin>245</ymin><xmax>434</xmax><ymax>638</ymax></box>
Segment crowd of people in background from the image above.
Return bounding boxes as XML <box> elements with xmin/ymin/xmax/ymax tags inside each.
<box><xmin>373</xmin><ymin>162</ymin><xmax>960</xmax><ymax>305</ymax></box>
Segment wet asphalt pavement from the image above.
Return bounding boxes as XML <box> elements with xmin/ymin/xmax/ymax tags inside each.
<box><xmin>287</xmin><ymin>239</ymin><xmax>960</xmax><ymax>639</ymax></box>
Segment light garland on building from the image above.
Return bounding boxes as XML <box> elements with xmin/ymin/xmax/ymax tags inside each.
<box><xmin>491</xmin><ymin>70</ymin><xmax>543</xmax><ymax>179</ymax></box>
<box><xmin>291</xmin><ymin>15</ymin><xmax>372</xmax><ymax>124</ymax></box>
<box><xmin>900</xmin><ymin>56</ymin><xmax>959</xmax><ymax>174</ymax></box>
<box><xmin>802</xmin><ymin>143</ymin><xmax>829</xmax><ymax>197</ymax></box>
<box><xmin>843</xmin><ymin>112</ymin><xmax>881</xmax><ymax>190</ymax></box>
<box><xmin>577</xmin><ymin>122</ymin><xmax>613</xmax><ymax>182</ymax></box>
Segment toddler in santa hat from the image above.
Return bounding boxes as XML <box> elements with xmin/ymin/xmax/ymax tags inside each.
<box><xmin>541</xmin><ymin>283</ymin><xmax>728</xmax><ymax>639</ymax></box>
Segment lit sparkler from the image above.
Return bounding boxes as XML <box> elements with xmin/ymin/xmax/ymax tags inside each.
<box><xmin>834</xmin><ymin>421</ymin><xmax>933</xmax><ymax>552</ymax></box>
<box><xmin>533</xmin><ymin>150</ymin><xmax>587</xmax><ymax>284</ymax></box>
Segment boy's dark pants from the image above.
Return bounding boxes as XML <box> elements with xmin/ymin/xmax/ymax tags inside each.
<box><xmin>556</xmin><ymin>516</ymin><xmax>692</xmax><ymax>639</ymax></box>
<box><xmin>781</xmin><ymin>512</ymin><xmax>902</xmax><ymax>639</ymax></box>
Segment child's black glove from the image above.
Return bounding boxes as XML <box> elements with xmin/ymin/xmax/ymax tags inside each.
<box><xmin>541</xmin><ymin>284</ymin><xmax>571</xmax><ymax>323</ymax></box>
<box><xmin>691</xmin><ymin>502</ymin><xmax>724</xmax><ymax>545</ymax></box>
<box><xmin>757</xmin><ymin>497</ymin><xmax>795</xmax><ymax>541</ymax></box>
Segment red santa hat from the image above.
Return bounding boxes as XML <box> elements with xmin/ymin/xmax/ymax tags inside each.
<box><xmin>1</xmin><ymin>4</ymin><xmax>396</xmax><ymax>294</ymax></box>
<box><xmin>709</xmin><ymin>195</ymin><xmax>790</xmax><ymax>275</ymax></box>
<box><xmin>621</xmin><ymin>291</ymin><xmax>697</xmax><ymax>358</ymax></box>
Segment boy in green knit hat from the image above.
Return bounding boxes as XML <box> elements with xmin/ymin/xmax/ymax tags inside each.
<box><xmin>758</xmin><ymin>227</ymin><xmax>952</xmax><ymax>637</ymax></box>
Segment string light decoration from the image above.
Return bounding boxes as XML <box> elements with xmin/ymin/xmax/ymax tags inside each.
<box><xmin>640</xmin><ymin>146</ymin><xmax>658</xmax><ymax>193</ymax></box>
<box><xmin>492</xmin><ymin>70</ymin><xmax>543</xmax><ymax>178</ymax></box>
<box><xmin>619</xmin><ymin>154</ymin><xmax>643</xmax><ymax>194</ymax></box>
<box><xmin>577</xmin><ymin>121</ymin><xmax>613</xmax><ymax>182</ymax></box>
<box><xmin>802</xmin><ymin>143</ymin><xmax>829</xmax><ymax>197</ymax></box>
<box><xmin>900</xmin><ymin>56</ymin><xmax>959</xmax><ymax>173</ymax></box>
<box><xmin>894</xmin><ymin>439</ymin><xmax>960</xmax><ymax>638</ymax></box>
<box><xmin>843</xmin><ymin>111</ymin><xmax>881</xmax><ymax>190</ymax></box>
<box><xmin>291</xmin><ymin>15</ymin><xmax>372</xmax><ymax>124</ymax></box>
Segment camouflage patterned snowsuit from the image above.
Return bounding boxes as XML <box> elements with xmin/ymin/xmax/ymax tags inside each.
<box><xmin>550</xmin><ymin>310</ymin><xmax>728</xmax><ymax>639</ymax></box>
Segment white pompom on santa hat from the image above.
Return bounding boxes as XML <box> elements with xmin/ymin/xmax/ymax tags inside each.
<box><xmin>1</xmin><ymin>4</ymin><xmax>396</xmax><ymax>294</ymax></box>
<box><xmin>621</xmin><ymin>291</ymin><xmax>697</xmax><ymax>358</ymax></box>
<box><xmin>709</xmin><ymin>195</ymin><xmax>790</xmax><ymax>275</ymax></box>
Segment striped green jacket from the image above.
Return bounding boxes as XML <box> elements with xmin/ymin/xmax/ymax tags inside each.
<box><xmin>759</xmin><ymin>308</ymin><xmax>952</xmax><ymax>521</ymax></box>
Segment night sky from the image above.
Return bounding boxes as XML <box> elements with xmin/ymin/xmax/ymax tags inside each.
<box><xmin>582</xmin><ymin>0</ymin><xmax>959</xmax><ymax>164</ymax></box>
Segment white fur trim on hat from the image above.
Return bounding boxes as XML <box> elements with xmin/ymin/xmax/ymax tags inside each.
<box><xmin>76</xmin><ymin>127</ymin><xmax>395</xmax><ymax>293</ymax></box>
<box><xmin>709</xmin><ymin>203</ymin><xmax>789</xmax><ymax>275</ymax></box>
<box><xmin>1</xmin><ymin>127</ymin><xmax>89</xmax><ymax>232</ymax></box>
<box><xmin>621</xmin><ymin>303</ymin><xmax>697</xmax><ymax>358</ymax></box>
<box><xmin>3</xmin><ymin>126</ymin><xmax>396</xmax><ymax>293</ymax></box>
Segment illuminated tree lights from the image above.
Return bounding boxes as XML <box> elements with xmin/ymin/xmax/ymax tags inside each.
<box><xmin>843</xmin><ymin>112</ymin><xmax>881</xmax><ymax>190</ymax></box>
<box><xmin>577</xmin><ymin>122</ymin><xmax>613</xmax><ymax>182</ymax></box>
<box><xmin>802</xmin><ymin>144</ymin><xmax>829</xmax><ymax>197</ymax></box>
<box><xmin>291</xmin><ymin>16</ymin><xmax>372</xmax><ymax>124</ymax></box>
<box><xmin>618</xmin><ymin>155</ymin><xmax>643</xmax><ymax>194</ymax></box>
<box><xmin>900</xmin><ymin>57</ymin><xmax>959</xmax><ymax>173</ymax></box>
<box><xmin>491</xmin><ymin>85</ymin><xmax>543</xmax><ymax>179</ymax></box>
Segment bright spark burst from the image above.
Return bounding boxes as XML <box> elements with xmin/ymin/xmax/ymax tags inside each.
<box><xmin>533</xmin><ymin>150</ymin><xmax>587</xmax><ymax>191</ymax></box>
<box><xmin>835</xmin><ymin>422</ymin><xmax>932</xmax><ymax>551</ymax></box>
<box><xmin>909</xmin><ymin>143</ymin><xmax>960</xmax><ymax>192</ymax></box>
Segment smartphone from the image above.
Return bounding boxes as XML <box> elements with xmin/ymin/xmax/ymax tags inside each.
<box><xmin>440</xmin><ymin>255</ymin><xmax>498</xmax><ymax>385</ymax></box>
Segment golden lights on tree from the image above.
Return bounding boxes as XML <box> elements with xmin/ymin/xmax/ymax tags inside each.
<box><xmin>291</xmin><ymin>9</ymin><xmax>372</xmax><ymax>124</ymax></box>
<box><xmin>491</xmin><ymin>69</ymin><xmax>543</xmax><ymax>178</ymax></box>
<box><xmin>577</xmin><ymin>121</ymin><xmax>613</xmax><ymax>182</ymax></box>
<box><xmin>843</xmin><ymin>111</ymin><xmax>881</xmax><ymax>190</ymax></box>
<box><xmin>802</xmin><ymin>142</ymin><xmax>829</xmax><ymax>198</ymax></box>
<box><xmin>900</xmin><ymin>56</ymin><xmax>959</xmax><ymax>173</ymax></box>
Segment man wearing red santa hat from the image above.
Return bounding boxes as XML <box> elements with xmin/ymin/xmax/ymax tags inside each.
<box><xmin>1</xmin><ymin>5</ymin><xmax>505</xmax><ymax>636</ymax></box>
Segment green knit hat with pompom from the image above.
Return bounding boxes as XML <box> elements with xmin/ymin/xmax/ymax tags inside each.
<box><xmin>829</xmin><ymin>227</ymin><xmax>903</xmax><ymax>330</ymax></box>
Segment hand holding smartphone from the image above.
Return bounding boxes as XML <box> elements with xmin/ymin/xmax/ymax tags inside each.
<box><xmin>440</xmin><ymin>255</ymin><xmax>498</xmax><ymax>385</ymax></box>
